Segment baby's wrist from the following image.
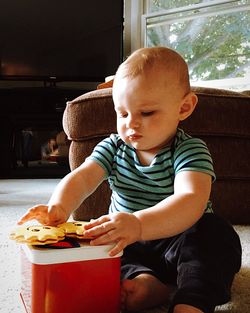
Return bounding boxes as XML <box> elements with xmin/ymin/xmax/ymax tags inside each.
<box><xmin>133</xmin><ymin>212</ymin><xmax>143</xmax><ymax>241</ymax></box>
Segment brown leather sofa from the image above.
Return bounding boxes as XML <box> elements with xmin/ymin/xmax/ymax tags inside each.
<box><xmin>63</xmin><ymin>86</ymin><xmax>250</xmax><ymax>225</ymax></box>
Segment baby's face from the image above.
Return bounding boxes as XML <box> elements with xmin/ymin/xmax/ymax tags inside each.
<box><xmin>113</xmin><ymin>69</ymin><xmax>185</xmax><ymax>157</ymax></box>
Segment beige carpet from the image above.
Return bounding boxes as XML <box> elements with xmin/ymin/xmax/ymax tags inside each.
<box><xmin>0</xmin><ymin>179</ymin><xmax>249</xmax><ymax>313</ymax></box>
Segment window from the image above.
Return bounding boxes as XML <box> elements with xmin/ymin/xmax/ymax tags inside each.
<box><xmin>128</xmin><ymin>0</ymin><xmax>250</xmax><ymax>91</ymax></box>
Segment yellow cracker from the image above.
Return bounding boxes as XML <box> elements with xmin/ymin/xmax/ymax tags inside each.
<box><xmin>10</xmin><ymin>225</ymin><xmax>65</xmax><ymax>245</ymax></box>
<box><xmin>58</xmin><ymin>221</ymin><xmax>94</xmax><ymax>239</ymax></box>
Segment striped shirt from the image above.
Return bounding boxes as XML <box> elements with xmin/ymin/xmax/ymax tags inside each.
<box><xmin>87</xmin><ymin>128</ymin><xmax>215</xmax><ymax>214</ymax></box>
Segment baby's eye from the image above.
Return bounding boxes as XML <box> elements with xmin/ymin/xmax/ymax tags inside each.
<box><xmin>117</xmin><ymin>112</ymin><xmax>128</xmax><ymax>118</ymax></box>
<box><xmin>141</xmin><ymin>111</ymin><xmax>154</xmax><ymax>116</ymax></box>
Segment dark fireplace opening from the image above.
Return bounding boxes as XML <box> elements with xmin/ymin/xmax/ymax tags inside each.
<box><xmin>0</xmin><ymin>86</ymin><xmax>87</xmax><ymax>179</ymax></box>
<box><xmin>11</xmin><ymin>128</ymin><xmax>70</xmax><ymax>178</ymax></box>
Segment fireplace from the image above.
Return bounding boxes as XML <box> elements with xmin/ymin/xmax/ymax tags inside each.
<box><xmin>0</xmin><ymin>86</ymin><xmax>86</xmax><ymax>178</ymax></box>
<box><xmin>12</xmin><ymin>128</ymin><xmax>70</xmax><ymax>178</ymax></box>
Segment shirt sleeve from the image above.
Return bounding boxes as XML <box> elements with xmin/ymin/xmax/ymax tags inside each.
<box><xmin>86</xmin><ymin>134</ymin><xmax>119</xmax><ymax>177</ymax></box>
<box><xmin>173</xmin><ymin>137</ymin><xmax>216</xmax><ymax>181</ymax></box>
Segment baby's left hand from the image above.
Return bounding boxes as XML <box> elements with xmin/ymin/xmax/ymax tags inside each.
<box><xmin>84</xmin><ymin>212</ymin><xmax>142</xmax><ymax>256</ymax></box>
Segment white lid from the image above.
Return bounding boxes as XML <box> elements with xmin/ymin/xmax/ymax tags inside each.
<box><xmin>21</xmin><ymin>242</ymin><xmax>122</xmax><ymax>265</ymax></box>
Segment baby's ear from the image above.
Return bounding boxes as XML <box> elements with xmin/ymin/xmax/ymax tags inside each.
<box><xmin>179</xmin><ymin>92</ymin><xmax>198</xmax><ymax>121</ymax></box>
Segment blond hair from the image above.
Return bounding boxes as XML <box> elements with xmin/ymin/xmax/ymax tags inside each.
<box><xmin>114</xmin><ymin>47</ymin><xmax>190</xmax><ymax>94</ymax></box>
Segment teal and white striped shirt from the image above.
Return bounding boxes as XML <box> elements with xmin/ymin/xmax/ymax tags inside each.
<box><xmin>87</xmin><ymin>128</ymin><xmax>215</xmax><ymax>214</ymax></box>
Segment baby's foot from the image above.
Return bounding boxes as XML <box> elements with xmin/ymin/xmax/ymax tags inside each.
<box><xmin>121</xmin><ymin>273</ymin><xmax>174</xmax><ymax>312</ymax></box>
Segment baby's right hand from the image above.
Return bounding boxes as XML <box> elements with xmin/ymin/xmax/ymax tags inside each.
<box><xmin>17</xmin><ymin>204</ymin><xmax>69</xmax><ymax>226</ymax></box>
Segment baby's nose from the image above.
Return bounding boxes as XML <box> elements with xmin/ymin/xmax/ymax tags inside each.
<box><xmin>127</xmin><ymin>115</ymin><xmax>140</xmax><ymax>128</ymax></box>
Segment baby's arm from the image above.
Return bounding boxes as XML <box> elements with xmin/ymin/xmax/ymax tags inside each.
<box><xmin>18</xmin><ymin>160</ymin><xmax>106</xmax><ymax>226</ymax></box>
<box><xmin>134</xmin><ymin>170</ymin><xmax>211</xmax><ymax>240</ymax></box>
<box><xmin>84</xmin><ymin>170</ymin><xmax>211</xmax><ymax>256</ymax></box>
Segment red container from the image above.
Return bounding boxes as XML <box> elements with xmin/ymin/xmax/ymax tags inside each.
<box><xmin>20</xmin><ymin>242</ymin><xmax>121</xmax><ymax>313</ymax></box>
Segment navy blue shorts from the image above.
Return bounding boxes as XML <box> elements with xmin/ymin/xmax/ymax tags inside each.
<box><xmin>121</xmin><ymin>214</ymin><xmax>242</xmax><ymax>313</ymax></box>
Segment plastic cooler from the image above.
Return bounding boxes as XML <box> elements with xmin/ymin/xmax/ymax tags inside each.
<box><xmin>20</xmin><ymin>242</ymin><xmax>122</xmax><ymax>313</ymax></box>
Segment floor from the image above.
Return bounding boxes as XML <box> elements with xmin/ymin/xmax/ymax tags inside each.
<box><xmin>1</xmin><ymin>179</ymin><xmax>249</xmax><ymax>313</ymax></box>
<box><xmin>0</xmin><ymin>178</ymin><xmax>59</xmax><ymax>313</ymax></box>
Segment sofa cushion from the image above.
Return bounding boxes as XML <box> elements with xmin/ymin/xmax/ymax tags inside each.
<box><xmin>181</xmin><ymin>87</ymin><xmax>250</xmax><ymax>224</ymax></box>
<box><xmin>63</xmin><ymin>88</ymin><xmax>115</xmax><ymax>141</ymax></box>
<box><xmin>183</xmin><ymin>86</ymin><xmax>250</xmax><ymax>137</ymax></box>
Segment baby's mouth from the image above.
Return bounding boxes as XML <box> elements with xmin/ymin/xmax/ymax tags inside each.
<box><xmin>128</xmin><ymin>134</ymin><xmax>142</xmax><ymax>141</ymax></box>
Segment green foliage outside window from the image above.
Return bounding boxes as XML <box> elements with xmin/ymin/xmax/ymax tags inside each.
<box><xmin>145</xmin><ymin>1</ymin><xmax>250</xmax><ymax>86</ymax></box>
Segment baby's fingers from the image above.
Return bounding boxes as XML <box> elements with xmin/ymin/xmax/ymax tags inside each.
<box><xmin>90</xmin><ymin>236</ymin><xmax>125</xmax><ymax>257</ymax></box>
<box><xmin>17</xmin><ymin>205</ymin><xmax>49</xmax><ymax>225</ymax></box>
<box><xmin>89</xmin><ymin>230</ymin><xmax>126</xmax><ymax>257</ymax></box>
<box><xmin>84</xmin><ymin>215</ymin><xmax>111</xmax><ymax>230</ymax></box>
<box><xmin>108</xmin><ymin>239</ymin><xmax>126</xmax><ymax>257</ymax></box>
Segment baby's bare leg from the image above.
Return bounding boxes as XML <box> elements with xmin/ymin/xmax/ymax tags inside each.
<box><xmin>121</xmin><ymin>273</ymin><xmax>174</xmax><ymax>312</ymax></box>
